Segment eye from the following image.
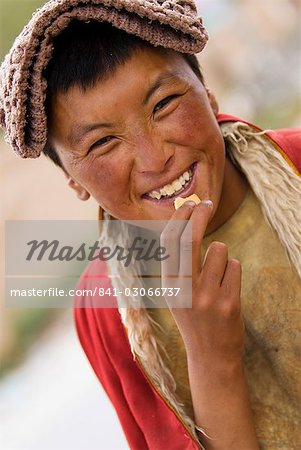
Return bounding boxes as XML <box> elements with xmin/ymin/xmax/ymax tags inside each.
<box><xmin>153</xmin><ymin>95</ymin><xmax>178</xmax><ymax>113</ymax></box>
<box><xmin>89</xmin><ymin>135</ymin><xmax>115</xmax><ymax>152</ymax></box>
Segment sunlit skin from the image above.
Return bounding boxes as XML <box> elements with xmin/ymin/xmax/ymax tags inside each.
<box><xmin>48</xmin><ymin>47</ymin><xmax>248</xmax><ymax>234</ymax></box>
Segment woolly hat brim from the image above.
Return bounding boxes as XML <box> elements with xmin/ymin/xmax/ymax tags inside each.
<box><xmin>0</xmin><ymin>0</ymin><xmax>208</xmax><ymax>159</ymax></box>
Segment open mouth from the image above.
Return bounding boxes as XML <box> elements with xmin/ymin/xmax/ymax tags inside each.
<box><xmin>142</xmin><ymin>162</ymin><xmax>197</xmax><ymax>204</ymax></box>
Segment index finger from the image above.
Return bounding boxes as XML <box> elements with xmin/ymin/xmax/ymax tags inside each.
<box><xmin>160</xmin><ymin>200</ymin><xmax>198</xmax><ymax>278</ymax></box>
<box><xmin>179</xmin><ymin>199</ymin><xmax>214</xmax><ymax>277</ymax></box>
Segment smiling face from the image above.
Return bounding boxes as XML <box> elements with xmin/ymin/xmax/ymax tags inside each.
<box><xmin>48</xmin><ymin>46</ymin><xmax>240</xmax><ymax>228</ymax></box>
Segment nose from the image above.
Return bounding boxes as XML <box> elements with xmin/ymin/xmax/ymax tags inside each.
<box><xmin>133</xmin><ymin>132</ymin><xmax>174</xmax><ymax>174</ymax></box>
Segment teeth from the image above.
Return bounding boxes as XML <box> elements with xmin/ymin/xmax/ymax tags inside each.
<box><xmin>179</xmin><ymin>175</ymin><xmax>185</xmax><ymax>185</ymax></box>
<box><xmin>165</xmin><ymin>184</ymin><xmax>175</xmax><ymax>196</ymax></box>
<box><xmin>183</xmin><ymin>171</ymin><xmax>190</xmax><ymax>181</ymax></box>
<box><xmin>148</xmin><ymin>191</ymin><xmax>161</xmax><ymax>199</ymax></box>
<box><xmin>172</xmin><ymin>180</ymin><xmax>182</xmax><ymax>191</ymax></box>
<box><xmin>146</xmin><ymin>165</ymin><xmax>194</xmax><ymax>199</ymax></box>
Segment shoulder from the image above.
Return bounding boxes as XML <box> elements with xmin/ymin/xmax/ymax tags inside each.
<box><xmin>217</xmin><ymin>113</ymin><xmax>301</xmax><ymax>174</ymax></box>
<box><xmin>264</xmin><ymin>128</ymin><xmax>301</xmax><ymax>174</ymax></box>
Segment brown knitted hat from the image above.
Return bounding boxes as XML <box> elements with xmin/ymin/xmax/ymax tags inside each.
<box><xmin>0</xmin><ymin>0</ymin><xmax>208</xmax><ymax>159</ymax></box>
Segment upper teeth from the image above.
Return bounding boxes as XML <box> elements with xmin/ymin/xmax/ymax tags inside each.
<box><xmin>147</xmin><ymin>168</ymin><xmax>193</xmax><ymax>199</ymax></box>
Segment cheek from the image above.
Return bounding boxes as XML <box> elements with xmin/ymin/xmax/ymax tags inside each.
<box><xmin>163</xmin><ymin>98</ymin><xmax>220</xmax><ymax>148</ymax></box>
<box><xmin>170</xmin><ymin>98</ymin><xmax>225</xmax><ymax>187</ymax></box>
<box><xmin>80</xmin><ymin>156</ymin><xmax>132</xmax><ymax>202</ymax></box>
<box><xmin>89</xmin><ymin>163</ymin><xmax>113</xmax><ymax>186</ymax></box>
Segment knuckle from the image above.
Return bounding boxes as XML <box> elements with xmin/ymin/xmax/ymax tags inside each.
<box><xmin>195</xmin><ymin>293</ymin><xmax>212</xmax><ymax>312</ymax></box>
<box><xmin>199</xmin><ymin>268</ymin><xmax>218</xmax><ymax>287</ymax></box>
<box><xmin>222</xmin><ymin>281</ymin><xmax>232</xmax><ymax>297</ymax></box>
<box><xmin>220</xmin><ymin>301</ymin><xmax>241</xmax><ymax>319</ymax></box>
<box><xmin>180</xmin><ymin>234</ymin><xmax>193</xmax><ymax>252</ymax></box>
<box><xmin>160</xmin><ymin>234</ymin><xmax>173</xmax><ymax>247</ymax></box>
<box><xmin>166</xmin><ymin>224</ymin><xmax>178</xmax><ymax>235</ymax></box>
<box><xmin>206</xmin><ymin>269</ymin><xmax>219</xmax><ymax>283</ymax></box>
<box><xmin>161</xmin><ymin>223</ymin><xmax>185</xmax><ymax>247</ymax></box>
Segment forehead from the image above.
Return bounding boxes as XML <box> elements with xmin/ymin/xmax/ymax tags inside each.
<box><xmin>51</xmin><ymin>47</ymin><xmax>192</xmax><ymax>109</ymax></box>
<box><xmin>48</xmin><ymin>47</ymin><xmax>196</xmax><ymax>145</ymax></box>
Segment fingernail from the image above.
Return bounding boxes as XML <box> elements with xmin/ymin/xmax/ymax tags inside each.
<box><xmin>184</xmin><ymin>200</ymin><xmax>197</xmax><ymax>207</ymax></box>
<box><xmin>201</xmin><ymin>199</ymin><xmax>213</xmax><ymax>208</ymax></box>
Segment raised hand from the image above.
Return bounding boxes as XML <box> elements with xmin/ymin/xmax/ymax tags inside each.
<box><xmin>160</xmin><ymin>200</ymin><xmax>258</xmax><ymax>450</ymax></box>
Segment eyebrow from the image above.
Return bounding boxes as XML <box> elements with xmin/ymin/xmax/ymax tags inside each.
<box><xmin>143</xmin><ymin>72</ymin><xmax>180</xmax><ymax>106</ymax></box>
<box><xmin>68</xmin><ymin>122</ymin><xmax>114</xmax><ymax>147</ymax></box>
<box><xmin>68</xmin><ymin>72</ymin><xmax>180</xmax><ymax>147</ymax></box>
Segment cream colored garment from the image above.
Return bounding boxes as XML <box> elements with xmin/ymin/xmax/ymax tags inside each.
<box><xmin>104</xmin><ymin>121</ymin><xmax>300</xmax><ymax>447</ymax></box>
<box><xmin>148</xmin><ymin>187</ymin><xmax>301</xmax><ymax>450</ymax></box>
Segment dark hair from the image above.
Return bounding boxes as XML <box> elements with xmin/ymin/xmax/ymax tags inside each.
<box><xmin>43</xmin><ymin>20</ymin><xmax>204</xmax><ymax>168</ymax></box>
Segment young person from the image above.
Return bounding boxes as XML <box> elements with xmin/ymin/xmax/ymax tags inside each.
<box><xmin>1</xmin><ymin>1</ymin><xmax>300</xmax><ymax>449</ymax></box>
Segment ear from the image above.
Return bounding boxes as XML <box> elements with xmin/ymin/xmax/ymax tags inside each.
<box><xmin>205</xmin><ymin>87</ymin><xmax>219</xmax><ymax>116</ymax></box>
<box><xmin>65</xmin><ymin>174</ymin><xmax>90</xmax><ymax>201</ymax></box>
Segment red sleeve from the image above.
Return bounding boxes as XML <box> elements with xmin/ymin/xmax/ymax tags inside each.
<box><xmin>74</xmin><ymin>270</ymin><xmax>149</xmax><ymax>449</ymax></box>
<box><xmin>73</xmin><ymin>261</ymin><xmax>201</xmax><ymax>450</ymax></box>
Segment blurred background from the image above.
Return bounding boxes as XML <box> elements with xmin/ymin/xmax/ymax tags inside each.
<box><xmin>0</xmin><ymin>0</ymin><xmax>300</xmax><ymax>449</ymax></box>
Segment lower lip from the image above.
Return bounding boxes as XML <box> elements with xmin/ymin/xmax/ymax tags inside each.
<box><xmin>143</xmin><ymin>162</ymin><xmax>198</xmax><ymax>205</ymax></box>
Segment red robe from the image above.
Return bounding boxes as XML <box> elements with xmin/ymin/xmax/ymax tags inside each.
<box><xmin>74</xmin><ymin>115</ymin><xmax>301</xmax><ymax>450</ymax></box>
